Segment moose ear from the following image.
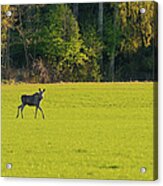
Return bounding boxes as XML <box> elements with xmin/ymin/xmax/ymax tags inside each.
<box><xmin>39</xmin><ymin>88</ymin><xmax>41</xmax><ymax>92</ymax></box>
<box><xmin>43</xmin><ymin>89</ymin><xmax>46</xmax><ymax>92</ymax></box>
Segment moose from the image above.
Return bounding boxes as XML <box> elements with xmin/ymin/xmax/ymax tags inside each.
<box><xmin>16</xmin><ymin>88</ymin><xmax>46</xmax><ymax>119</ymax></box>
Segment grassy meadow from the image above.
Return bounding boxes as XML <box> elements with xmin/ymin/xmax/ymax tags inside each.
<box><xmin>1</xmin><ymin>82</ymin><xmax>156</xmax><ymax>180</ymax></box>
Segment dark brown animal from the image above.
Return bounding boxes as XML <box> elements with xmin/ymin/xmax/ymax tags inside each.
<box><xmin>16</xmin><ymin>88</ymin><xmax>45</xmax><ymax>119</ymax></box>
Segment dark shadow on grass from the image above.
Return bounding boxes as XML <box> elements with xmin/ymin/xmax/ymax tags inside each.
<box><xmin>98</xmin><ymin>164</ymin><xmax>120</xmax><ymax>169</ymax></box>
<box><xmin>74</xmin><ymin>149</ymin><xmax>87</xmax><ymax>153</ymax></box>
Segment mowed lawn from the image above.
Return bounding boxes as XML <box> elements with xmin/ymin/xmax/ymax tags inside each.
<box><xmin>1</xmin><ymin>82</ymin><xmax>156</xmax><ymax>180</ymax></box>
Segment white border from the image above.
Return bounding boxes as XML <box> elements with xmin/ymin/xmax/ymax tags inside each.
<box><xmin>0</xmin><ymin>0</ymin><xmax>162</xmax><ymax>186</ymax></box>
<box><xmin>0</xmin><ymin>0</ymin><xmax>155</xmax><ymax>5</ymax></box>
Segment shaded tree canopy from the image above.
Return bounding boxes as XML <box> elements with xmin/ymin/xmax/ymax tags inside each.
<box><xmin>1</xmin><ymin>2</ymin><xmax>158</xmax><ymax>83</ymax></box>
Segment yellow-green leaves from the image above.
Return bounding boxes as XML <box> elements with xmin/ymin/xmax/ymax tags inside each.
<box><xmin>119</xmin><ymin>1</ymin><xmax>155</xmax><ymax>52</ymax></box>
<box><xmin>1</xmin><ymin>5</ymin><xmax>16</xmax><ymax>49</ymax></box>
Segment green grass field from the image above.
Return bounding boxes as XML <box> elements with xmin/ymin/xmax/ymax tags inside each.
<box><xmin>1</xmin><ymin>82</ymin><xmax>156</xmax><ymax>180</ymax></box>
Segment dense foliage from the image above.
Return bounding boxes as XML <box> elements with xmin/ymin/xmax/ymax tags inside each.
<box><xmin>1</xmin><ymin>2</ymin><xmax>158</xmax><ymax>82</ymax></box>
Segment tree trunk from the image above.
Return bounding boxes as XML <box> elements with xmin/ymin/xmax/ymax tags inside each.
<box><xmin>98</xmin><ymin>3</ymin><xmax>103</xmax><ymax>73</ymax></box>
<box><xmin>110</xmin><ymin>50</ymin><xmax>115</xmax><ymax>82</ymax></box>
<box><xmin>73</xmin><ymin>3</ymin><xmax>78</xmax><ymax>19</ymax></box>
<box><xmin>17</xmin><ymin>6</ymin><xmax>29</xmax><ymax>70</ymax></box>
<box><xmin>110</xmin><ymin>4</ymin><xmax>118</xmax><ymax>82</ymax></box>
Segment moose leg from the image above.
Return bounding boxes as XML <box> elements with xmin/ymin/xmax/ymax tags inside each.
<box><xmin>35</xmin><ymin>107</ymin><xmax>38</xmax><ymax>119</ymax></box>
<box><xmin>16</xmin><ymin>105</ymin><xmax>22</xmax><ymax>118</ymax></box>
<box><xmin>21</xmin><ymin>105</ymin><xmax>25</xmax><ymax>119</ymax></box>
<box><xmin>38</xmin><ymin>106</ymin><xmax>45</xmax><ymax>119</ymax></box>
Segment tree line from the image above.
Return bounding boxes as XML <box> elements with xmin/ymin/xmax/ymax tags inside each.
<box><xmin>1</xmin><ymin>2</ymin><xmax>158</xmax><ymax>83</ymax></box>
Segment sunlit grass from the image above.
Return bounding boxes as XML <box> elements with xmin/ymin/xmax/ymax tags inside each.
<box><xmin>1</xmin><ymin>82</ymin><xmax>155</xmax><ymax>180</ymax></box>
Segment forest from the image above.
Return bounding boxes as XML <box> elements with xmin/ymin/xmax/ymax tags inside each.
<box><xmin>1</xmin><ymin>2</ymin><xmax>158</xmax><ymax>83</ymax></box>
